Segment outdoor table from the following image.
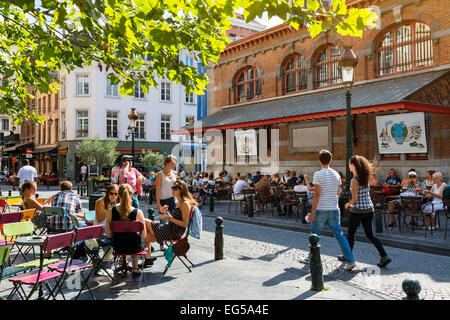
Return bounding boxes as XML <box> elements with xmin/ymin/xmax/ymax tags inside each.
<box><xmin>14</xmin><ymin>235</ymin><xmax>45</xmax><ymax>262</ymax></box>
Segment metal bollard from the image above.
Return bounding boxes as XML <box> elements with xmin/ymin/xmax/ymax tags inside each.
<box><xmin>375</xmin><ymin>203</ymin><xmax>383</xmax><ymax>233</ymax></box>
<box><xmin>402</xmin><ymin>279</ymin><xmax>421</xmax><ymax>300</ymax></box>
<box><xmin>0</xmin><ymin>189</ymin><xmax>2</xmax><ymax>196</ymax></box>
<box><xmin>35</xmin><ymin>193</ymin><xmax>39</xmax><ymax>199</ymax></box>
<box><xmin>309</xmin><ymin>234</ymin><xmax>324</xmax><ymax>291</ymax></box>
<box><xmin>301</xmin><ymin>197</ymin><xmax>307</xmax><ymax>224</ymax></box>
<box><xmin>209</xmin><ymin>192</ymin><xmax>214</xmax><ymax>212</ymax></box>
<box><xmin>8</xmin><ymin>190</ymin><xmax>11</xmax><ymax>197</ymax></box>
<box><xmin>77</xmin><ymin>184</ymin><xmax>80</xmax><ymax>195</ymax></box>
<box><xmin>214</xmin><ymin>217</ymin><xmax>224</xmax><ymax>260</ymax></box>
<box><xmin>247</xmin><ymin>194</ymin><xmax>254</xmax><ymax>217</ymax></box>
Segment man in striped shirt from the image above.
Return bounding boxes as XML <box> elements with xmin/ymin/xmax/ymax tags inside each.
<box><xmin>48</xmin><ymin>181</ymin><xmax>86</xmax><ymax>231</ymax></box>
<box><xmin>304</xmin><ymin>149</ymin><xmax>356</xmax><ymax>271</ymax></box>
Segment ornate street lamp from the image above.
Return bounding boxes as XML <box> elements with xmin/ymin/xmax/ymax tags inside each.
<box><xmin>48</xmin><ymin>116</ymin><xmax>53</xmax><ymax>127</ymax></box>
<box><xmin>128</xmin><ymin>108</ymin><xmax>138</xmax><ymax>163</ymax></box>
<box><xmin>339</xmin><ymin>45</ymin><xmax>359</xmax><ymax>227</ymax></box>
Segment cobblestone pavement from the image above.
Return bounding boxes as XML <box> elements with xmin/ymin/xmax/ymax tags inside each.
<box><xmin>196</xmin><ymin>216</ymin><xmax>450</xmax><ymax>300</ymax></box>
<box><xmin>9</xmin><ymin>187</ymin><xmax>450</xmax><ymax>300</ymax></box>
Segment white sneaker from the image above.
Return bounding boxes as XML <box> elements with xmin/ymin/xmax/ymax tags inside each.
<box><xmin>300</xmin><ymin>256</ymin><xmax>310</xmax><ymax>264</ymax></box>
<box><xmin>344</xmin><ymin>262</ymin><xmax>356</xmax><ymax>271</ymax></box>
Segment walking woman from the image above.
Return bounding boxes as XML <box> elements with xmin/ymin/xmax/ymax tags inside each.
<box><xmin>344</xmin><ymin>155</ymin><xmax>392</xmax><ymax>268</ymax></box>
<box><xmin>154</xmin><ymin>154</ymin><xmax>178</xmax><ymax>251</ymax></box>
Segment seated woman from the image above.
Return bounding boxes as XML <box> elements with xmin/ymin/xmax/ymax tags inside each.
<box><xmin>272</xmin><ymin>173</ymin><xmax>280</xmax><ymax>185</ymax></box>
<box><xmin>21</xmin><ymin>180</ymin><xmax>51</xmax><ymax>211</ymax></box>
<box><xmin>143</xmin><ymin>180</ymin><xmax>196</xmax><ymax>265</ymax></box>
<box><xmin>95</xmin><ymin>184</ymin><xmax>119</xmax><ymax>246</ymax></box>
<box><xmin>423</xmin><ymin>172</ymin><xmax>447</xmax><ymax>231</ymax></box>
<box><xmin>105</xmin><ymin>184</ymin><xmax>148</xmax><ymax>278</ymax></box>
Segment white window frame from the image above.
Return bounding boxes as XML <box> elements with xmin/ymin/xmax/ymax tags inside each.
<box><xmin>160</xmin><ymin>114</ymin><xmax>171</xmax><ymax>140</ymax></box>
<box><xmin>76</xmin><ymin>75</ymin><xmax>90</xmax><ymax>96</ymax></box>
<box><xmin>136</xmin><ymin>113</ymin><xmax>145</xmax><ymax>139</ymax></box>
<box><xmin>185</xmin><ymin>115</ymin><xmax>195</xmax><ymax>125</ymax></box>
<box><xmin>185</xmin><ymin>89</ymin><xmax>195</xmax><ymax>104</ymax></box>
<box><xmin>134</xmin><ymin>80</ymin><xmax>144</xmax><ymax>99</ymax></box>
<box><xmin>76</xmin><ymin>110</ymin><xmax>89</xmax><ymax>138</ymax></box>
<box><xmin>160</xmin><ymin>82</ymin><xmax>171</xmax><ymax>102</ymax></box>
<box><xmin>2</xmin><ymin>118</ymin><xmax>9</xmax><ymax>131</ymax></box>
<box><xmin>106</xmin><ymin>76</ymin><xmax>119</xmax><ymax>97</ymax></box>
<box><xmin>106</xmin><ymin>110</ymin><xmax>119</xmax><ymax>138</ymax></box>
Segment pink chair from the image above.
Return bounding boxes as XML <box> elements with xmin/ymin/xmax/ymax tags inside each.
<box><xmin>7</xmin><ymin>232</ymin><xmax>75</xmax><ymax>300</ymax></box>
<box><xmin>0</xmin><ymin>199</ymin><xmax>7</xmax><ymax>213</ymax></box>
<box><xmin>110</xmin><ymin>221</ymin><xmax>147</xmax><ymax>291</ymax></box>
<box><xmin>0</xmin><ymin>212</ymin><xmax>23</xmax><ymax>246</ymax></box>
<box><xmin>48</xmin><ymin>225</ymin><xmax>104</xmax><ymax>300</ymax></box>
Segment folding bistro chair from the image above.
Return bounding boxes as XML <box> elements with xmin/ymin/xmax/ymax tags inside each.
<box><xmin>5</xmin><ymin>198</ymin><xmax>23</xmax><ymax>212</ymax></box>
<box><xmin>48</xmin><ymin>225</ymin><xmax>104</xmax><ymax>300</ymax></box>
<box><xmin>110</xmin><ymin>221</ymin><xmax>147</xmax><ymax>291</ymax></box>
<box><xmin>162</xmin><ymin>207</ymin><xmax>195</xmax><ymax>277</ymax></box>
<box><xmin>2</xmin><ymin>220</ymin><xmax>38</xmax><ymax>266</ymax></box>
<box><xmin>0</xmin><ymin>246</ymin><xmax>30</xmax><ymax>290</ymax></box>
<box><xmin>7</xmin><ymin>232</ymin><xmax>75</xmax><ymax>300</ymax></box>
<box><xmin>20</xmin><ymin>209</ymin><xmax>36</xmax><ymax>222</ymax></box>
<box><xmin>0</xmin><ymin>212</ymin><xmax>24</xmax><ymax>250</ymax></box>
<box><xmin>43</xmin><ymin>207</ymin><xmax>75</xmax><ymax>233</ymax></box>
<box><xmin>83</xmin><ymin>234</ymin><xmax>114</xmax><ymax>281</ymax></box>
<box><xmin>0</xmin><ymin>199</ymin><xmax>7</xmax><ymax>213</ymax></box>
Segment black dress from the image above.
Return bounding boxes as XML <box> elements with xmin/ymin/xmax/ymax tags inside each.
<box><xmin>151</xmin><ymin>207</ymin><xmax>186</xmax><ymax>243</ymax></box>
<box><xmin>111</xmin><ymin>207</ymin><xmax>144</xmax><ymax>254</ymax></box>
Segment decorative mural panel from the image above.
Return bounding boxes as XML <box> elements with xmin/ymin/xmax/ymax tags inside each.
<box><xmin>376</xmin><ymin>112</ymin><xmax>427</xmax><ymax>154</ymax></box>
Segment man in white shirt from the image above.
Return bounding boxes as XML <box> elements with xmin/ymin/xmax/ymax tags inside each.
<box><xmin>178</xmin><ymin>165</ymin><xmax>187</xmax><ymax>181</ymax></box>
<box><xmin>304</xmin><ymin>149</ymin><xmax>356</xmax><ymax>271</ymax></box>
<box><xmin>16</xmin><ymin>159</ymin><xmax>38</xmax><ymax>190</ymax></box>
<box><xmin>80</xmin><ymin>164</ymin><xmax>87</xmax><ymax>183</ymax></box>
<box><xmin>232</xmin><ymin>176</ymin><xmax>249</xmax><ymax>200</ymax></box>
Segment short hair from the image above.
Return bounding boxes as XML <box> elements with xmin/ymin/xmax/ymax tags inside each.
<box><xmin>291</xmin><ymin>171</ymin><xmax>297</xmax><ymax>176</ymax></box>
<box><xmin>256</xmin><ymin>171</ymin><xmax>261</xmax><ymax>175</ymax></box>
<box><xmin>22</xmin><ymin>159</ymin><xmax>29</xmax><ymax>166</ymax></box>
<box><xmin>164</xmin><ymin>154</ymin><xmax>177</xmax><ymax>165</ymax></box>
<box><xmin>60</xmin><ymin>180</ymin><xmax>72</xmax><ymax>191</ymax></box>
<box><xmin>432</xmin><ymin>172</ymin><xmax>443</xmax><ymax>181</ymax></box>
<box><xmin>318</xmin><ymin>149</ymin><xmax>332</xmax><ymax>165</ymax></box>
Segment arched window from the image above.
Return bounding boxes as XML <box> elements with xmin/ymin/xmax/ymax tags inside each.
<box><xmin>315</xmin><ymin>45</ymin><xmax>342</xmax><ymax>88</ymax></box>
<box><xmin>284</xmin><ymin>54</ymin><xmax>307</xmax><ymax>93</ymax></box>
<box><xmin>235</xmin><ymin>66</ymin><xmax>262</xmax><ymax>103</ymax></box>
<box><xmin>377</xmin><ymin>22</ymin><xmax>433</xmax><ymax>76</ymax></box>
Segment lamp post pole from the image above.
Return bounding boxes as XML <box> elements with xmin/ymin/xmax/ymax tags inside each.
<box><xmin>131</xmin><ymin>127</ymin><xmax>135</xmax><ymax>164</ymax></box>
<box><xmin>339</xmin><ymin>45</ymin><xmax>359</xmax><ymax>227</ymax></box>
<box><xmin>343</xmin><ymin>88</ymin><xmax>353</xmax><ymax>227</ymax></box>
<box><xmin>128</xmin><ymin>108</ymin><xmax>138</xmax><ymax>165</ymax></box>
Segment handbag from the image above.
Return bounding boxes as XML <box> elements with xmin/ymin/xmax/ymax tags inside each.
<box><xmin>172</xmin><ymin>238</ymin><xmax>190</xmax><ymax>256</ymax></box>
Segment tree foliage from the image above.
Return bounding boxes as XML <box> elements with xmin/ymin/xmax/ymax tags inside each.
<box><xmin>75</xmin><ymin>135</ymin><xmax>119</xmax><ymax>170</ymax></box>
<box><xmin>140</xmin><ymin>150</ymin><xmax>165</xmax><ymax>171</ymax></box>
<box><xmin>0</xmin><ymin>0</ymin><xmax>376</xmax><ymax>123</ymax></box>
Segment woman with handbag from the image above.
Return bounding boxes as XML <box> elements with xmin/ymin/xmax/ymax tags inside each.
<box><xmin>105</xmin><ymin>184</ymin><xmax>149</xmax><ymax>278</ymax></box>
<box><xmin>143</xmin><ymin>180</ymin><xmax>197</xmax><ymax>266</ymax></box>
<box><xmin>344</xmin><ymin>155</ymin><xmax>392</xmax><ymax>268</ymax></box>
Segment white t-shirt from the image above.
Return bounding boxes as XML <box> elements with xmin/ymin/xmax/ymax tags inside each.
<box><xmin>233</xmin><ymin>180</ymin><xmax>248</xmax><ymax>195</ymax></box>
<box><xmin>179</xmin><ymin>170</ymin><xmax>186</xmax><ymax>179</ymax></box>
<box><xmin>312</xmin><ymin>167</ymin><xmax>341</xmax><ymax>211</ymax></box>
<box><xmin>192</xmin><ymin>179</ymin><xmax>203</xmax><ymax>188</ymax></box>
<box><xmin>81</xmin><ymin>166</ymin><xmax>87</xmax><ymax>174</ymax></box>
<box><xmin>17</xmin><ymin>165</ymin><xmax>38</xmax><ymax>188</ymax></box>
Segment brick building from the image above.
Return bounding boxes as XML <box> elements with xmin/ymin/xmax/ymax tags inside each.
<box><xmin>175</xmin><ymin>0</ymin><xmax>450</xmax><ymax>180</ymax></box>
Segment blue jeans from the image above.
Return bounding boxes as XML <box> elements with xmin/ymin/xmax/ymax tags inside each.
<box><xmin>132</xmin><ymin>194</ymin><xmax>139</xmax><ymax>209</ymax></box>
<box><xmin>310</xmin><ymin>209</ymin><xmax>355</xmax><ymax>263</ymax></box>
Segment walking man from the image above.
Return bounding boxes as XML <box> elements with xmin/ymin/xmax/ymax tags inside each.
<box><xmin>304</xmin><ymin>149</ymin><xmax>356</xmax><ymax>271</ymax></box>
<box><xmin>16</xmin><ymin>159</ymin><xmax>38</xmax><ymax>193</ymax></box>
<box><xmin>80</xmin><ymin>163</ymin><xmax>88</xmax><ymax>183</ymax></box>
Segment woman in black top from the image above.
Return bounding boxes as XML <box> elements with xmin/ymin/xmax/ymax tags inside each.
<box><xmin>144</xmin><ymin>180</ymin><xmax>197</xmax><ymax>260</ymax></box>
<box><xmin>106</xmin><ymin>184</ymin><xmax>148</xmax><ymax>278</ymax></box>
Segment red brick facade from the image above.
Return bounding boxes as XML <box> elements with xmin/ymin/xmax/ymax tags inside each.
<box><xmin>205</xmin><ymin>0</ymin><xmax>450</xmax><ymax>178</ymax></box>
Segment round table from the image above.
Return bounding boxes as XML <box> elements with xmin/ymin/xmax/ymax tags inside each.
<box><xmin>15</xmin><ymin>235</ymin><xmax>46</xmax><ymax>247</ymax></box>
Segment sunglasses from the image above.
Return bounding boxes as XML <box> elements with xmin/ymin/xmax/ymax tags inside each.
<box><xmin>109</xmin><ymin>192</ymin><xmax>119</xmax><ymax>196</ymax></box>
<box><xmin>408</xmin><ymin>176</ymin><xmax>416</xmax><ymax>178</ymax></box>
<box><xmin>171</xmin><ymin>186</ymin><xmax>181</xmax><ymax>190</ymax></box>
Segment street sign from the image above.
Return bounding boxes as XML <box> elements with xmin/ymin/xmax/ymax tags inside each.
<box><xmin>26</xmin><ymin>149</ymin><xmax>32</xmax><ymax>154</ymax></box>
<box><xmin>26</xmin><ymin>154</ymin><xmax>32</xmax><ymax>158</ymax></box>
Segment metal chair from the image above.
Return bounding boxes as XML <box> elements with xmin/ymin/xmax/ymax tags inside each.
<box><xmin>400</xmin><ymin>196</ymin><xmax>432</xmax><ymax>237</ymax></box>
<box><xmin>436</xmin><ymin>198</ymin><xmax>450</xmax><ymax>240</ymax></box>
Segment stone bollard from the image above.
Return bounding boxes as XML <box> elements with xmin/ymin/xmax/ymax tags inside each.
<box><xmin>247</xmin><ymin>194</ymin><xmax>254</xmax><ymax>217</ymax></box>
<box><xmin>375</xmin><ymin>203</ymin><xmax>383</xmax><ymax>233</ymax></box>
<box><xmin>209</xmin><ymin>192</ymin><xmax>214</xmax><ymax>212</ymax></box>
<box><xmin>214</xmin><ymin>217</ymin><xmax>224</xmax><ymax>260</ymax></box>
<box><xmin>309</xmin><ymin>234</ymin><xmax>324</xmax><ymax>291</ymax></box>
<box><xmin>402</xmin><ymin>279</ymin><xmax>421</xmax><ymax>300</ymax></box>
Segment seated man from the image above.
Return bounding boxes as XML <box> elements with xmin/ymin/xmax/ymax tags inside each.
<box><xmin>255</xmin><ymin>175</ymin><xmax>281</xmax><ymax>214</ymax></box>
<box><xmin>48</xmin><ymin>180</ymin><xmax>87</xmax><ymax>231</ymax></box>
<box><xmin>287</xmin><ymin>170</ymin><xmax>299</xmax><ymax>186</ymax></box>
<box><xmin>252</xmin><ymin>171</ymin><xmax>262</xmax><ymax>185</ymax></box>
<box><xmin>232</xmin><ymin>176</ymin><xmax>250</xmax><ymax>200</ymax></box>
<box><xmin>293</xmin><ymin>176</ymin><xmax>313</xmax><ymax>207</ymax></box>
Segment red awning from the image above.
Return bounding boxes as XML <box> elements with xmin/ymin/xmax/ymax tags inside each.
<box><xmin>173</xmin><ymin>102</ymin><xmax>450</xmax><ymax>134</ymax></box>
